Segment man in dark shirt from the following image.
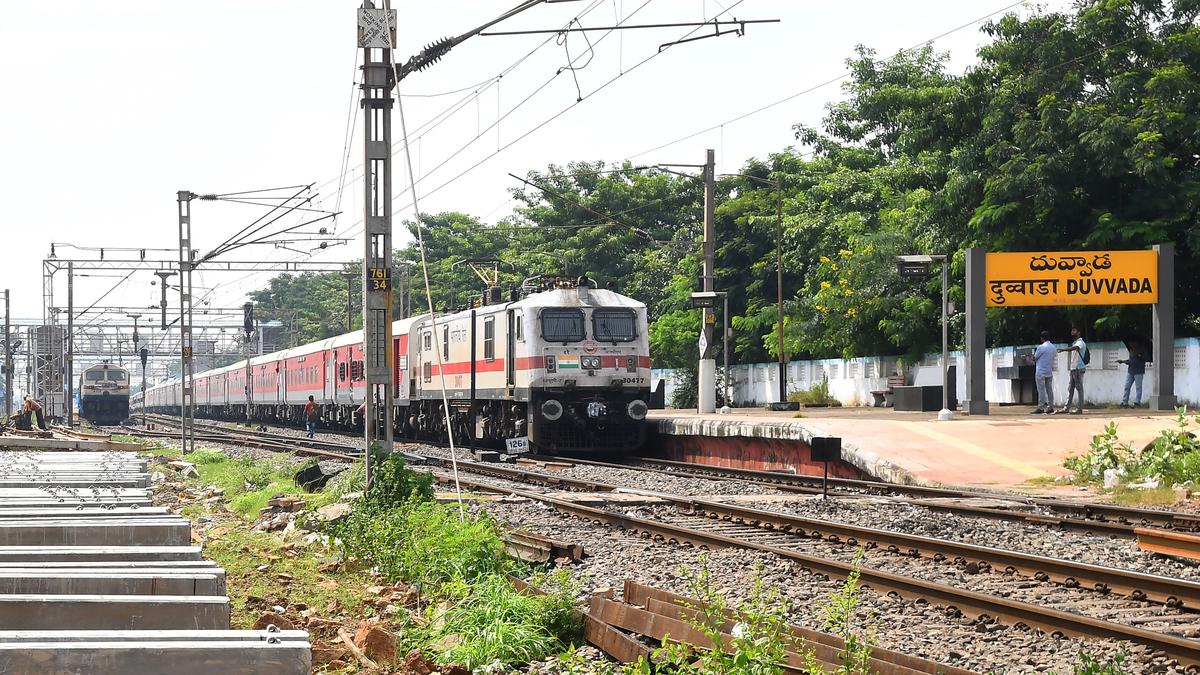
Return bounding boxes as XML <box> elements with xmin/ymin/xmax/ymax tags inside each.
<box><xmin>1118</xmin><ymin>340</ymin><xmax>1150</xmax><ymax>408</ymax></box>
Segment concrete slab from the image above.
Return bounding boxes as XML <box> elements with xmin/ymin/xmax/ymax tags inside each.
<box><xmin>0</xmin><ymin>519</ymin><xmax>192</xmax><ymax>547</ymax></box>
<box><xmin>0</xmin><ymin>595</ymin><xmax>230</xmax><ymax>630</ymax></box>
<box><xmin>0</xmin><ymin>641</ymin><xmax>311</xmax><ymax>675</ymax></box>
<box><xmin>0</xmin><ymin>546</ymin><xmax>203</xmax><ymax>562</ymax></box>
<box><xmin>0</xmin><ymin>477</ymin><xmax>150</xmax><ymax>489</ymax></box>
<box><xmin>0</xmin><ymin>508</ymin><xmax>168</xmax><ymax>519</ymax></box>
<box><xmin>0</xmin><ymin>629</ymin><xmax>308</xmax><ymax>643</ymax></box>
<box><xmin>0</xmin><ymin>572</ymin><xmax>224</xmax><ymax>596</ymax></box>
<box><xmin>651</xmin><ymin>407</ymin><xmax>1184</xmax><ymax>488</ymax></box>
<box><xmin>0</xmin><ymin>438</ymin><xmax>143</xmax><ymax>452</ymax></box>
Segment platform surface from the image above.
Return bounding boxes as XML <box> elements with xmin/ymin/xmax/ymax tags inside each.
<box><xmin>651</xmin><ymin>406</ymin><xmax>1185</xmax><ymax>488</ymax></box>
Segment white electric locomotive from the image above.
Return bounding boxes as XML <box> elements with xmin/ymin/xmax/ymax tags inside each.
<box><xmin>144</xmin><ymin>276</ymin><xmax>652</xmax><ymax>455</ymax></box>
<box><xmin>79</xmin><ymin>363</ymin><xmax>131</xmax><ymax>425</ymax></box>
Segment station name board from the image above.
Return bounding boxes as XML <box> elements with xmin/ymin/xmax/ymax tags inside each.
<box><xmin>985</xmin><ymin>250</ymin><xmax>1158</xmax><ymax>307</ymax></box>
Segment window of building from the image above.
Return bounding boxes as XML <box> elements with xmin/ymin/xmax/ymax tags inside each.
<box><xmin>540</xmin><ymin>308</ymin><xmax>585</xmax><ymax>343</ymax></box>
<box><xmin>483</xmin><ymin>317</ymin><xmax>495</xmax><ymax>362</ymax></box>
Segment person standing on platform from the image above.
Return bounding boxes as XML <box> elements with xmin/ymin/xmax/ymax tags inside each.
<box><xmin>304</xmin><ymin>395</ymin><xmax>319</xmax><ymax>438</ymax></box>
<box><xmin>1119</xmin><ymin>339</ymin><xmax>1150</xmax><ymax>408</ymax></box>
<box><xmin>1032</xmin><ymin>332</ymin><xmax>1057</xmax><ymax>415</ymax></box>
<box><xmin>1058</xmin><ymin>326</ymin><xmax>1088</xmax><ymax>415</ymax></box>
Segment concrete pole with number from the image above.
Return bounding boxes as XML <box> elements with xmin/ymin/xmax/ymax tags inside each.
<box><xmin>698</xmin><ymin>149</ymin><xmax>717</xmax><ymax>414</ymax></box>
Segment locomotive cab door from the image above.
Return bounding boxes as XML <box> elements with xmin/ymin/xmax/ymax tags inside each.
<box><xmin>505</xmin><ymin>309</ymin><xmax>515</xmax><ymax>392</ymax></box>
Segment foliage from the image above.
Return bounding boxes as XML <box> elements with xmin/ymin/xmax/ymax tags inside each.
<box><xmin>788</xmin><ymin>376</ymin><xmax>838</xmax><ymax>407</ymax></box>
<box><xmin>1057</xmin><ymin>651</ymin><xmax>1129</xmax><ymax>675</ymax></box>
<box><xmin>244</xmin><ymin>0</ymin><xmax>1200</xmax><ymax>366</ymax></box>
<box><xmin>363</xmin><ymin>452</ymin><xmax>434</xmax><ymax>508</ymax></box>
<box><xmin>641</xmin><ymin>561</ymin><xmax>792</xmax><ymax>675</ymax></box>
<box><xmin>416</xmin><ymin>571</ymin><xmax>581</xmax><ymax>670</ymax></box>
<box><xmin>1064</xmin><ymin>408</ymin><xmax>1200</xmax><ymax>486</ymax></box>
<box><xmin>187</xmin><ymin>449</ymin><xmax>312</xmax><ymax>518</ymax></box>
<box><xmin>818</xmin><ymin>553</ymin><xmax>875</xmax><ymax>673</ymax></box>
<box><xmin>332</xmin><ymin>501</ymin><xmax>511</xmax><ymax>588</ymax></box>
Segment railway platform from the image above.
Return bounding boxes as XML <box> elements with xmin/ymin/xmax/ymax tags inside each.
<box><xmin>649</xmin><ymin>405</ymin><xmax>1184</xmax><ymax>489</ymax></box>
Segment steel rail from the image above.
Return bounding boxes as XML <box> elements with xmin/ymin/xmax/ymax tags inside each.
<box><xmin>679</xmin><ymin>496</ymin><xmax>1200</xmax><ymax>610</ymax></box>
<box><xmin>631</xmin><ymin>455</ymin><xmax>1200</xmax><ymax>531</ymax></box>
<box><xmin>436</xmin><ymin>472</ymin><xmax>1200</xmax><ymax>666</ymax></box>
<box><xmin>432</xmin><ymin>458</ymin><xmax>1200</xmax><ymax>610</ymax></box>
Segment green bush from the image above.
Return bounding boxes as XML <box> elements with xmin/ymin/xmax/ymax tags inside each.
<box><xmin>365</xmin><ymin>453</ymin><xmax>434</xmax><ymax>507</ymax></box>
<box><xmin>1064</xmin><ymin>408</ymin><xmax>1200</xmax><ymax>487</ymax></box>
<box><xmin>418</xmin><ymin>572</ymin><xmax>581</xmax><ymax>669</ymax></box>
<box><xmin>788</xmin><ymin>376</ymin><xmax>838</xmax><ymax>407</ymax></box>
<box><xmin>333</xmin><ymin>501</ymin><xmax>510</xmax><ymax>587</ymax></box>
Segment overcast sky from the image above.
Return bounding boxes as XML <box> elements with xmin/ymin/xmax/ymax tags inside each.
<box><xmin>0</xmin><ymin>0</ymin><xmax>1070</xmax><ymax>323</ymax></box>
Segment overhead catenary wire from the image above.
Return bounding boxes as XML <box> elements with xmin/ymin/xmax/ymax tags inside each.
<box><xmin>623</xmin><ymin>0</ymin><xmax>1030</xmax><ymax>160</ymax></box>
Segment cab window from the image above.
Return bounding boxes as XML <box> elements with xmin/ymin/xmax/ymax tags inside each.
<box><xmin>540</xmin><ymin>309</ymin><xmax>585</xmax><ymax>343</ymax></box>
<box><xmin>86</xmin><ymin>371</ymin><xmax>104</xmax><ymax>382</ymax></box>
<box><xmin>593</xmin><ymin>309</ymin><xmax>637</xmax><ymax>342</ymax></box>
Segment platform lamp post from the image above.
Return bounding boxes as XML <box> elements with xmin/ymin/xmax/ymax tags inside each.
<box><xmin>896</xmin><ymin>254</ymin><xmax>953</xmax><ymax>421</ymax></box>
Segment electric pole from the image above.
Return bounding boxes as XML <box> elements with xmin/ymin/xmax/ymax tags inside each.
<box><xmin>243</xmin><ymin>302</ymin><xmax>254</xmax><ymax>423</ymax></box>
<box><xmin>154</xmin><ymin>271</ymin><xmax>175</xmax><ymax>330</ymax></box>
<box><xmin>127</xmin><ymin>313</ymin><xmax>142</xmax><ymax>423</ymax></box>
<box><xmin>698</xmin><ymin>149</ymin><xmax>717</xmax><ymax>414</ymax></box>
<box><xmin>359</xmin><ymin>1</ymin><xmax>398</xmax><ymax>485</ymax></box>
<box><xmin>66</xmin><ymin>262</ymin><xmax>74</xmax><ymax>427</ymax></box>
<box><xmin>341</xmin><ymin>270</ymin><xmax>356</xmax><ymax>333</ymax></box>
<box><xmin>3</xmin><ymin>290</ymin><xmax>10</xmax><ymax>419</ymax></box>
<box><xmin>177</xmin><ymin>191</ymin><xmax>195</xmax><ymax>454</ymax></box>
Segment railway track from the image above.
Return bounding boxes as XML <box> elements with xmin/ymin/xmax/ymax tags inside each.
<box><xmin>527</xmin><ymin>453</ymin><xmax>1200</xmax><ymax>542</ymax></box>
<box><xmin>121</xmin><ymin>415</ymin><xmax>1200</xmax><ymax>666</ymax></box>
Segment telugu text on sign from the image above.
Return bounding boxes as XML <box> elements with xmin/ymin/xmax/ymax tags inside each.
<box><xmin>984</xmin><ymin>250</ymin><xmax>1158</xmax><ymax>307</ymax></box>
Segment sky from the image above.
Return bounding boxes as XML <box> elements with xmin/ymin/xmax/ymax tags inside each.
<box><xmin>0</xmin><ymin>0</ymin><xmax>1073</xmax><ymax>324</ymax></box>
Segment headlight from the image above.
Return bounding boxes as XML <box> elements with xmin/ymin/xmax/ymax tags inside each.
<box><xmin>626</xmin><ymin>399</ymin><xmax>648</xmax><ymax>420</ymax></box>
<box><xmin>541</xmin><ymin>399</ymin><xmax>563</xmax><ymax>421</ymax></box>
<box><xmin>582</xmin><ymin>356</ymin><xmax>601</xmax><ymax>370</ymax></box>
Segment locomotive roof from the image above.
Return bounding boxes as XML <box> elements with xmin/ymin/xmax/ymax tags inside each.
<box><xmin>82</xmin><ymin>363</ymin><xmax>129</xmax><ymax>372</ymax></box>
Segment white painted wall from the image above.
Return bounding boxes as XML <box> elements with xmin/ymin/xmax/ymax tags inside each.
<box><xmin>652</xmin><ymin>338</ymin><xmax>1200</xmax><ymax>408</ymax></box>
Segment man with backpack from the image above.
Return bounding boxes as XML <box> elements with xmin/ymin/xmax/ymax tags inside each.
<box><xmin>1058</xmin><ymin>327</ymin><xmax>1088</xmax><ymax>415</ymax></box>
<box><xmin>304</xmin><ymin>395</ymin><xmax>319</xmax><ymax>438</ymax></box>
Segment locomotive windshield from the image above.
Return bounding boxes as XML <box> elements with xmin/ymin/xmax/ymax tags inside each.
<box><xmin>593</xmin><ymin>309</ymin><xmax>637</xmax><ymax>342</ymax></box>
<box><xmin>85</xmin><ymin>371</ymin><xmax>105</xmax><ymax>382</ymax></box>
<box><xmin>540</xmin><ymin>309</ymin><xmax>585</xmax><ymax>342</ymax></box>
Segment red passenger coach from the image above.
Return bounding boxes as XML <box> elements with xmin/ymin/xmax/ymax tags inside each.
<box><xmin>144</xmin><ymin>276</ymin><xmax>651</xmax><ymax>455</ymax></box>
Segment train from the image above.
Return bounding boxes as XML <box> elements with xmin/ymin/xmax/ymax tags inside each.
<box><xmin>137</xmin><ymin>276</ymin><xmax>652</xmax><ymax>454</ymax></box>
<box><xmin>79</xmin><ymin>363</ymin><xmax>131</xmax><ymax>425</ymax></box>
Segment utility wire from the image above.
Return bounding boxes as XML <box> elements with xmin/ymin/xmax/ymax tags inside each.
<box><xmin>624</xmin><ymin>0</ymin><xmax>1029</xmax><ymax>159</ymax></box>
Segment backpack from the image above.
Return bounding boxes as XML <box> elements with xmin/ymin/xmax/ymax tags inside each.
<box><xmin>1081</xmin><ymin>345</ymin><xmax>1090</xmax><ymax>365</ymax></box>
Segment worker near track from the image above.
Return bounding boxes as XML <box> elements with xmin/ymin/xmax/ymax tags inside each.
<box><xmin>1032</xmin><ymin>331</ymin><xmax>1056</xmax><ymax>415</ymax></box>
<box><xmin>1058</xmin><ymin>326</ymin><xmax>1088</xmax><ymax>415</ymax></box>
<box><xmin>304</xmin><ymin>395</ymin><xmax>319</xmax><ymax>438</ymax></box>
<box><xmin>1119</xmin><ymin>339</ymin><xmax>1150</xmax><ymax>408</ymax></box>
<box><xmin>22</xmin><ymin>396</ymin><xmax>47</xmax><ymax>431</ymax></box>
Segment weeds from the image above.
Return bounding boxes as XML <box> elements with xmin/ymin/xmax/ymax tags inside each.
<box><xmin>1049</xmin><ymin>651</ymin><xmax>1129</xmax><ymax>675</ymax></box>
<box><xmin>184</xmin><ymin>450</ymin><xmax>315</xmax><ymax>518</ymax></box>
<box><xmin>1064</xmin><ymin>408</ymin><xmax>1200</xmax><ymax>489</ymax></box>
<box><xmin>789</xmin><ymin>376</ymin><xmax>839</xmax><ymax>407</ymax></box>
<box><xmin>817</xmin><ymin>552</ymin><xmax>875</xmax><ymax>674</ymax></box>
<box><xmin>416</xmin><ymin>571</ymin><xmax>581</xmax><ymax>670</ymax></box>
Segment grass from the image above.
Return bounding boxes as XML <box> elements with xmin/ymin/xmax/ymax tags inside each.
<box><xmin>201</xmin><ymin>522</ymin><xmax>377</xmax><ymax>629</ymax></box>
<box><xmin>1111</xmin><ymin>484</ymin><xmax>1180</xmax><ymax>507</ymax></box>
<box><xmin>185</xmin><ymin>448</ymin><xmax>332</xmax><ymax>518</ymax></box>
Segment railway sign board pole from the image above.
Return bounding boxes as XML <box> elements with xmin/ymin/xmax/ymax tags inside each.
<box><xmin>698</xmin><ymin>149</ymin><xmax>717</xmax><ymax>414</ymax></box>
<box><xmin>964</xmin><ymin>245</ymin><xmax>1174</xmax><ymax>414</ymax></box>
<box><xmin>359</xmin><ymin>1</ymin><xmax>399</xmax><ymax>486</ymax></box>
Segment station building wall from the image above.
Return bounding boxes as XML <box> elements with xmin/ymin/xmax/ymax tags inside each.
<box><xmin>652</xmin><ymin>337</ymin><xmax>1200</xmax><ymax>409</ymax></box>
